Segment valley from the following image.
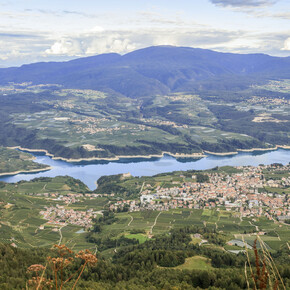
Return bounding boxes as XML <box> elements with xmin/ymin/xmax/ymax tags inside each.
<box><xmin>0</xmin><ymin>77</ymin><xmax>289</xmax><ymax>162</ymax></box>
<box><xmin>0</xmin><ymin>165</ymin><xmax>289</xmax><ymax>253</ymax></box>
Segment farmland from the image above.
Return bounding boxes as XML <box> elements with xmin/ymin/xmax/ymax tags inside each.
<box><xmin>0</xmin><ymin>163</ymin><xmax>289</xmax><ymax>260</ymax></box>
<box><xmin>0</xmin><ymin>147</ymin><xmax>49</xmax><ymax>175</ymax></box>
<box><xmin>173</xmin><ymin>256</ymin><xmax>213</xmax><ymax>271</ymax></box>
<box><xmin>0</xmin><ymin>180</ymin><xmax>289</xmax><ymax>256</ymax></box>
<box><xmin>0</xmin><ymin>80</ymin><xmax>289</xmax><ymax>161</ymax></box>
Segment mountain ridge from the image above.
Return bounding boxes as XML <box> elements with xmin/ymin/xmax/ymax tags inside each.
<box><xmin>0</xmin><ymin>46</ymin><xmax>289</xmax><ymax>98</ymax></box>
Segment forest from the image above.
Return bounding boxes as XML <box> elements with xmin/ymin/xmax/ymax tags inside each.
<box><xmin>0</xmin><ymin>226</ymin><xmax>289</xmax><ymax>289</ymax></box>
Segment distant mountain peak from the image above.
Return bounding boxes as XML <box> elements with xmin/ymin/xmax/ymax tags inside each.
<box><xmin>0</xmin><ymin>46</ymin><xmax>289</xmax><ymax>98</ymax></box>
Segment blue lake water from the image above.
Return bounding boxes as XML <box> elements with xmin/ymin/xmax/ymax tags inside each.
<box><xmin>0</xmin><ymin>149</ymin><xmax>289</xmax><ymax>190</ymax></box>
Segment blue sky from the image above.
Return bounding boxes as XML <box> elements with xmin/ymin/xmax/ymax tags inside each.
<box><xmin>0</xmin><ymin>0</ymin><xmax>289</xmax><ymax>66</ymax></box>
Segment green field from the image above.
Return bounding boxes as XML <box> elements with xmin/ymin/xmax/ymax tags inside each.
<box><xmin>0</xmin><ymin>171</ymin><xmax>289</xmax><ymax>257</ymax></box>
<box><xmin>173</xmin><ymin>256</ymin><xmax>213</xmax><ymax>271</ymax></box>
<box><xmin>125</xmin><ymin>233</ymin><xmax>149</xmax><ymax>244</ymax></box>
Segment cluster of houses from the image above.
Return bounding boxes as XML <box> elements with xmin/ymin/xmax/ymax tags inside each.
<box><xmin>27</xmin><ymin>191</ymin><xmax>84</xmax><ymax>204</ymax></box>
<box><xmin>36</xmin><ymin>164</ymin><xmax>289</xmax><ymax>227</ymax></box>
<box><xmin>248</xmin><ymin>96</ymin><xmax>290</xmax><ymax>106</ymax></box>
<box><xmin>140</xmin><ymin>118</ymin><xmax>188</xmax><ymax>129</ymax></box>
<box><xmin>40</xmin><ymin>205</ymin><xmax>99</xmax><ymax>228</ymax></box>
<box><xmin>109</xmin><ymin>164</ymin><xmax>290</xmax><ymax>221</ymax></box>
<box><xmin>68</xmin><ymin>116</ymin><xmax>146</xmax><ymax>135</ymax></box>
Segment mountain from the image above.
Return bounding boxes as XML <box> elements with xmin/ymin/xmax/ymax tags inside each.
<box><xmin>0</xmin><ymin>46</ymin><xmax>289</xmax><ymax>98</ymax></box>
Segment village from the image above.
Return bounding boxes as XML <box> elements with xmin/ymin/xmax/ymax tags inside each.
<box><xmin>40</xmin><ymin>205</ymin><xmax>100</xmax><ymax>228</ymax></box>
<box><xmin>69</xmin><ymin>116</ymin><xmax>147</xmax><ymax>135</ymax></box>
<box><xmin>109</xmin><ymin>164</ymin><xmax>290</xmax><ymax>222</ymax></box>
<box><xmin>38</xmin><ymin>192</ymin><xmax>103</xmax><ymax>228</ymax></box>
<box><xmin>248</xmin><ymin>95</ymin><xmax>290</xmax><ymax>106</ymax></box>
<box><xmin>38</xmin><ymin>164</ymin><xmax>289</xmax><ymax>228</ymax></box>
<box><xmin>140</xmin><ymin>118</ymin><xmax>189</xmax><ymax>129</ymax></box>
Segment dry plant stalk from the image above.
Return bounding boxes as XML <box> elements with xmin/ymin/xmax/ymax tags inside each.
<box><xmin>244</xmin><ymin>236</ymin><xmax>287</xmax><ymax>290</ymax></box>
<box><xmin>26</xmin><ymin>244</ymin><xmax>98</xmax><ymax>290</ymax></box>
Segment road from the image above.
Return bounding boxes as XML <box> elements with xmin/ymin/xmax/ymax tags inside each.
<box><xmin>150</xmin><ymin>212</ymin><xmax>162</xmax><ymax>235</ymax></box>
<box><xmin>128</xmin><ymin>214</ymin><xmax>133</xmax><ymax>226</ymax></box>
<box><xmin>249</xmin><ymin>221</ymin><xmax>259</xmax><ymax>232</ymax></box>
<box><xmin>139</xmin><ymin>182</ymin><xmax>145</xmax><ymax>194</ymax></box>
<box><xmin>58</xmin><ymin>226</ymin><xmax>64</xmax><ymax>246</ymax></box>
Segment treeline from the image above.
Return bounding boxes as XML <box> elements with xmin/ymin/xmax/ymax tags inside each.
<box><xmin>209</xmin><ymin>105</ymin><xmax>290</xmax><ymax>145</ymax></box>
<box><xmin>95</xmin><ymin>174</ymin><xmax>139</xmax><ymax>197</ymax></box>
<box><xmin>1</xmin><ymin>225</ymin><xmax>289</xmax><ymax>289</ymax></box>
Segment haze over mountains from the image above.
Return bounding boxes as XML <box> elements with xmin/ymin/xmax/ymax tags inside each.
<box><xmin>0</xmin><ymin>46</ymin><xmax>290</xmax><ymax>98</ymax></box>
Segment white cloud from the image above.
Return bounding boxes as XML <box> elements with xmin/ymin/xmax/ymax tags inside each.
<box><xmin>45</xmin><ymin>39</ymin><xmax>83</xmax><ymax>56</ymax></box>
<box><xmin>282</xmin><ymin>37</ymin><xmax>290</xmax><ymax>50</ymax></box>
<box><xmin>44</xmin><ymin>32</ymin><xmax>137</xmax><ymax>56</ymax></box>
<box><xmin>0</xmin><ymin>26</ymin><xmax>289</xmax><ymax>67</ymax></box>
<box><xmin>210</xmin><ymin>0</ymin><xmax>278</xmax><ymax>8</ymax></box>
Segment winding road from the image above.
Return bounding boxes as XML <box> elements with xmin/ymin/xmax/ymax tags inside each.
<box><xmin>150</xmin><ymin>212</ymin><xmax>162</xmax><ymax>235</ymax></box>
<box><xmin>58</xmin><ymin>226</ymin><xmax>64</xmax><ymax>246</ymax></box>
<box><xmin>128</xmin><ymin>214</ymin><xmax>133</xmax><ymax>227</ymax></box>
<box><xmin>249</xmin><ymin>221</ymin><xmax>259</xmax><ymax>232</ymax></box>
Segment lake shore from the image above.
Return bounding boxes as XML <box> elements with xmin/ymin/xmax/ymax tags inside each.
<box><xmin>204</xmin><ymin>150</ymin><xmax>238</xmax><ymax>156</ymax></box>
<box><xmin>0</xmin><ymin>166</ymin><xmax>53</xmax><ymax>177</ymax></box>
<box><xmin>8</xmin><ymin>146</ymin><xmax>206</xmax><ymax>162</ymax></box>
<box><xmin>7</xmin><ymin>145</ymin><xmax>290</xmax><ymax>162</ymax></box>
<box><xmin>204</xmin><ymin>145</ymin><xmax>290</xmax><ymax>156</ymax></box>
<box><xmin>2</xmin><ymin>147</ymin><xmax>289</xmax><ymax>190</ymax></box>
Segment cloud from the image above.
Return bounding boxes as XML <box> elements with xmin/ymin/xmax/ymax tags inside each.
<box><xmin>209</xmin><ymin>0</ymin><xmax>278</xmax><ymax>8</ymax></box>
<box><xmin>45</xmin><ymin>32</ymin><xmax>137</xmax><ymax>56</ymax></box>
<box><xmin>43</xmin><ymin>28</ymin><xmax>240</xmax><ymax>57</ymax></box>
<box><xmin>269</xmin><ymin>12</ymin><xmax>290</xmax><ymax>19</ymax></box>
<box><xmin>45</xmin><ymin>39</ymin><xmax>83</xmax><ymax>56</ymax></box>
<box><xmin>24</xmin><ymin>8</ymin><xmax>98</xmax><ymax>18</ymax></box>
<box><xmin>282</xmin><ymin>37</ymin><xmax>290</xmax><ymax>50</ymax></box>
<box><xmin>253</xmin><ymin>11</ymin><xmax>290</xmax><ymax>19</ymax></box>
<box><xmin>0</xmin><ymin>32</ymin><xmax>39</xmax><ymax>38</ymax></box>
<box><xmin>0</xmin><ymin>26</ymin><xmax>289</xmax><ymax>67</ymax></box>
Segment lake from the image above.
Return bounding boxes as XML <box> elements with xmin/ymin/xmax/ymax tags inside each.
<box><xmin>0</xmin><ymin>149</ymin><xmax>289</xmax><ymax>190</ymax></box>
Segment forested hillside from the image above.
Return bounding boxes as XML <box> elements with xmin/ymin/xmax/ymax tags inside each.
<box><xmin>0</xmin><ymin>46</ymin><xmax>290</xmax><ymax>98</ymax></box>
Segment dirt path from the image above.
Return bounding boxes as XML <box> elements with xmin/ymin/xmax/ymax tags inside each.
<box><xmin>249</xmin><ymin>221</ymin><xmax>259</xmax><ymax>232</ymax></box>
<box><xmin>150</xmin><ymin>212</ymin><xmax>162</xmax><ymax>235</ymax></box>
<box><xmin>275</xmin><ymin>231</ymin><xmax>281</xmax><ymax>241</ymax></box>
<box><xmin>25</xmin><ymin>198</ymin><xmax>33</xmax><ymax>204</ymax></box>
<box><xmin>139</xmin><ymin>182</ymin><xmax>145</xmax><ymax>194</ymax></box>
<box><xmin>128</xmin><ymin>214</ymin><xmax>133</xmax><ymax>227</ymax></box>
<box><xmin>58</xmin><ymin>226</ymin><xmax>64</xmax><ymax>246</ymax></box>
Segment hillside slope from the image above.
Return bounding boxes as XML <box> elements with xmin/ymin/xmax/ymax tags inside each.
<box><xmin>0</xmin><ymin>46</ymin><xmax>289</xmax><ymax>98</ymax></box>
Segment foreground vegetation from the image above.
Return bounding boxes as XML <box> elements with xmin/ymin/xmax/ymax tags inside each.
<box><xmin>0</xmin><ymin>228</ymin><xmax>289</xmax><ymax>289</ymax></box>
<box><xmin>0</xmin><ymin>164</ymin><xmax>289</xmax><ymax>288</ymax></box>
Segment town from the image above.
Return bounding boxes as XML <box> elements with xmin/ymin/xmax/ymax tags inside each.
<box><xmin>109</xmin><ymin>164</ymin><xmax>290</xmax><ymax>221</ymax></box>
<box><xmin>37</xmin><ymin>164</ymin><xmax>289</xmax><ymax>228</ymax></box>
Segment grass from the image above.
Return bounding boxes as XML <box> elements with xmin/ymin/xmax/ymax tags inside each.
<box><xmin>174</xmin><ymin>256</ymin><xmax>213</xmax><ymax>271</ymax></box>
<box><xmin>125</xmin><ymin>233</ymin><xmax>149</xmax><ymax>244</ymax></box>
<box><xmin>190</xmin><ymin>235</ymin><xmax>202</xmax><ymax>245</ymax></box>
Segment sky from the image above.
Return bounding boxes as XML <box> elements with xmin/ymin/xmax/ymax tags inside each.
<box><xmin>0</xmin><ymin>0</ymin><xmax>289</xmax><ymax>67</ymax></box>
